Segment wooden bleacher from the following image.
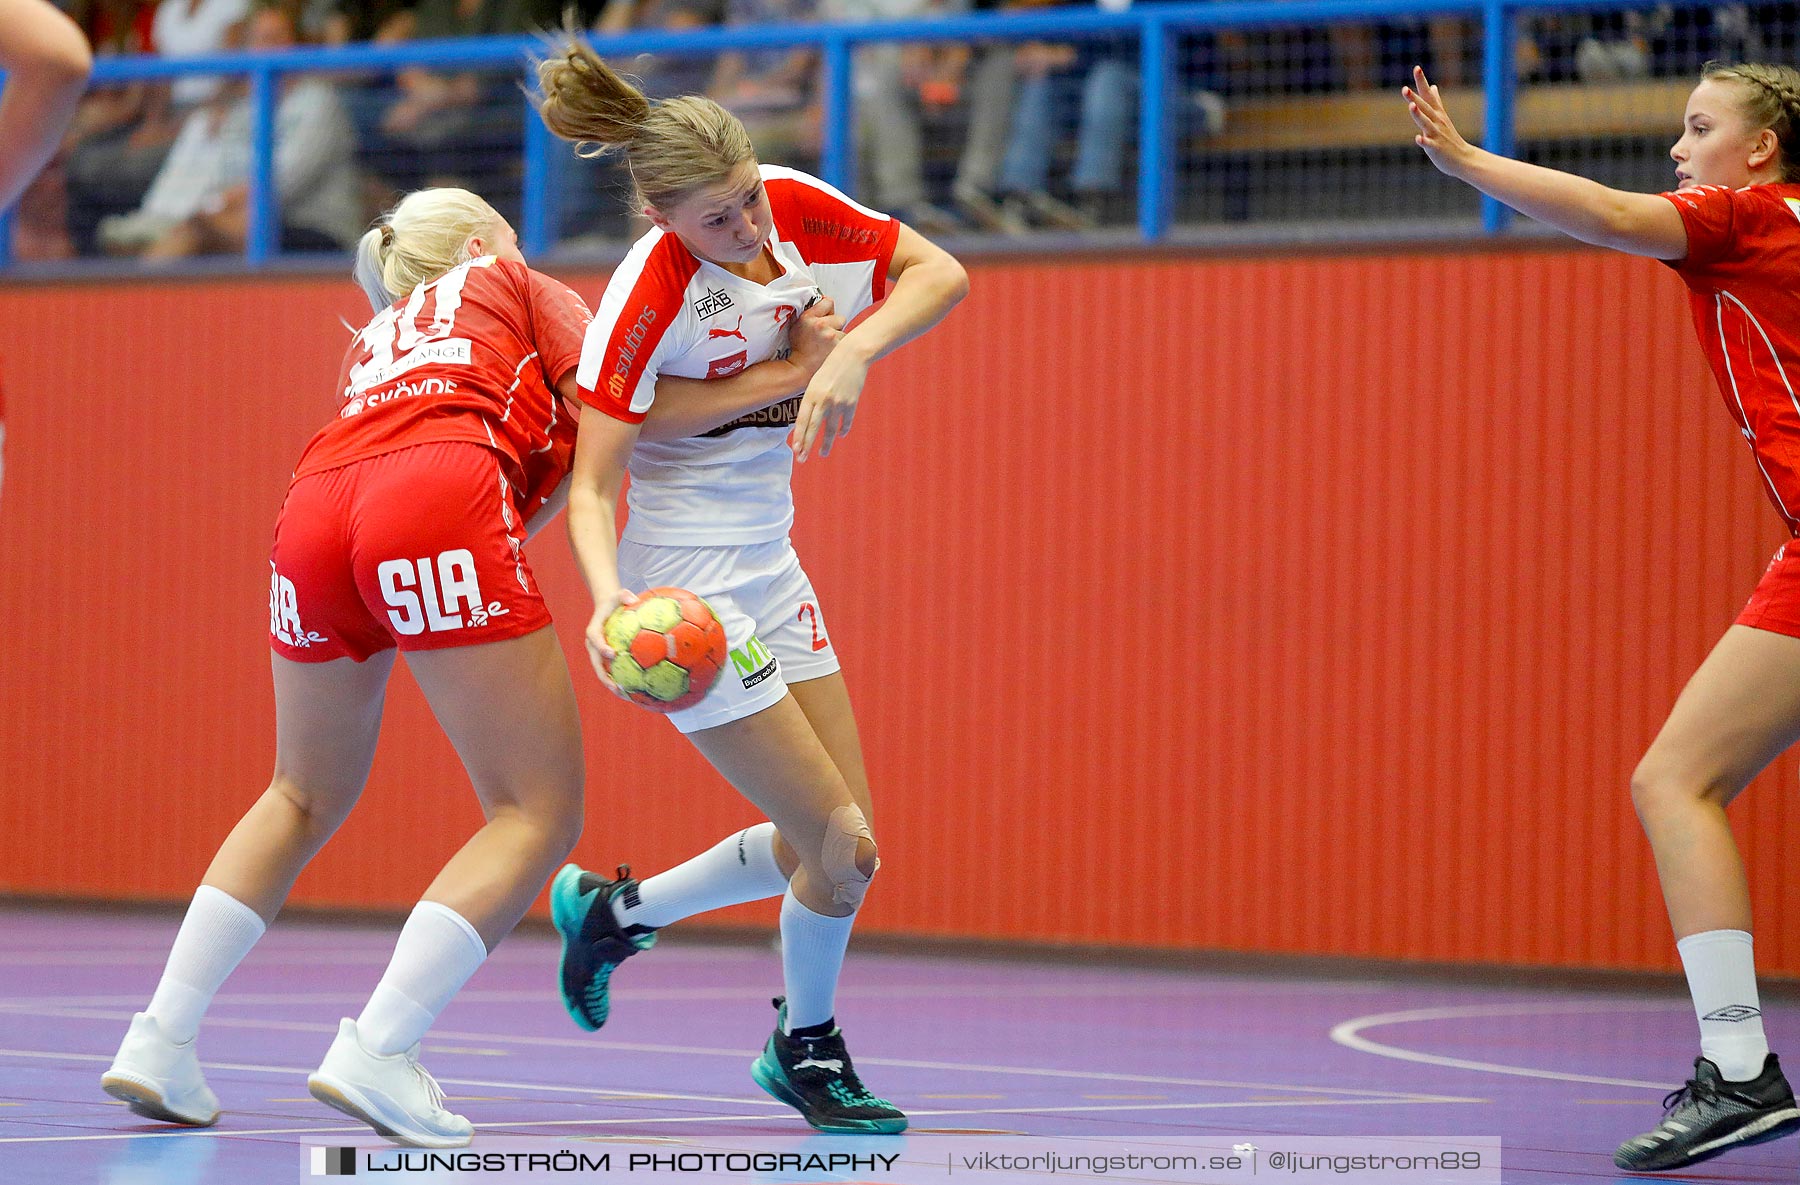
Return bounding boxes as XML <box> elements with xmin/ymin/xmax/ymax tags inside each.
<box><xmin>1201</xmin><ymin>78</ymin><xmax>1695</xmax><ymax>152</ymax></box>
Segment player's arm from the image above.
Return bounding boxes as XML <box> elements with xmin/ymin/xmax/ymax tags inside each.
<box><xmin>524</xmin><ymin>474</ymin><xmax>571</xmax><ymax>540</ymax></box>
<box><xmin>565</xmin><ymin>398</ymin><xmax>642</xmax><ymax>691</ymax></box>
<box><xmin>642</xmin><ymin>362</ymin><xmax>807</xmax><ymax>441</ymax></box>
<box><xmin>0</xmin><ymin>0</ymin><xmax>93</xmax><ymax>211</ymax></box>
<box><xmin>639</xmin><ymin>298</ymin><xmax>845</xmax><ymax>441</ymax></box>
<box><xmin>1404</xmin><ymin>67</ymin><xmax>1689</xmax><ymax>260</ymax></box>
<box><xmin>791</xmin><ymin>222</ymin><xmax>969</xmax><ymax>461</ymax></box>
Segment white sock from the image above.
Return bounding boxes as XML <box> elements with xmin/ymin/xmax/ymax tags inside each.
<box><xmin>779</xmin><ymin>888</ymin><xmax>856</xmax><ymax>1032</ymax></box>
<box><xmin>145</xmin><ymin>885</ymin><xmax>267</xmax><ymax>1045</ymax></box>
<box><xmin>613</xmin><ymin>823</ymin><xmax>789</xmax><ymax>930</ymax></box>
<box><xmin>356</xmin><ymin>901</ymin><xmax>488</xmax><ymax>1057</ymax></box>
<box><xmin>1678</xmin><ymin>929</ymin><xmax>1770</xmax><ymax>1081</ymax></box>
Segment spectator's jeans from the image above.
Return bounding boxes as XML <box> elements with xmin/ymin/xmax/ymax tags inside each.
<box><xmin>1000</xmin><ymin>56</ymin><xmax>1138</xmax><ymax>196</ymax></box>
<box><xmin>824</xmin><ymin>0</ymin><xmax>929</xmax><ymax>213</ymax></box>
<box><xmin>955</xmin><ymin>45</ymin><xmax>1016</xmax><ymax>196</ymax></box>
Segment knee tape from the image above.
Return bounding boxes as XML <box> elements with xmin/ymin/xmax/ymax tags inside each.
<box><xmin>821</xmin><ymin>804</ymin><xmax>877</xmax><ymax>908</ymax></box>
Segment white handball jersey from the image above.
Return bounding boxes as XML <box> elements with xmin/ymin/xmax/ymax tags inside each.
<box><xmin>575</xmin><ymin>165</ymin><xmax>900</xmax><ymax>545</ymax></box>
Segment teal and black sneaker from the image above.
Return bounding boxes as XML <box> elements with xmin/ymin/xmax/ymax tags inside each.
<box><xmin>750</xmin><ymin>998</ymin><xmax>907</xmax><ymax>1134</ymax></box>
<box><xmin>550</xmin><ymin>863</ymin><xmax>657</xmax><ymax>1031</ymax></box>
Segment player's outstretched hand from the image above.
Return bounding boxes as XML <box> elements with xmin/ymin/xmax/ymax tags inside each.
<box><xmin>789</xmin><ymin>297</ymin><xmax>845</xmax><ymax>381</ymax></box>
<box><xmin>791</xmin><ymin>340</ymin><xmax>870</xmax><ymax>463</ymax></box>
<box><xmin>1402</xmin><ymin>66</ymin><xmax>1476</xmax><ymax>178</ymax></box>
<box><xmin>585</xmin><ymin>587</ymin><xmax>641</xmax><ymax>699</ymax></box>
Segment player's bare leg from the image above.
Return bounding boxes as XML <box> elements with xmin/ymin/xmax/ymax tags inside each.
<box><xmin>103</xmin><ymin>650</ymin><xmax>396</xmax><ymax>1126</ymax></box>
<box><xmin>682</xmin><ymin>694</ymin><xmax>903</xmax><ymax>1132</ymax></box>
<box><xmin>309</xmin><ymin>626</ymin><xmax>584</xmax><ymax>1148</ymax></box>
<box><xmin>1618</xmin><ymin>624</ymin><xmax>1800</xmax><ymax>1170</ymax></box>
<box><xmin>788</xmin><ymin>672</ymin><xmax>872</xmax><ymax>822</ymax></box>
<box><xmin>403</xmin><ymin>626</ymin><xmax>585</xmax><ymax>944</ymax></box>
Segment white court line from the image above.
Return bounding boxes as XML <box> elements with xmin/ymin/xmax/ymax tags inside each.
<box><xmin>0</xmin><ymin>1097</ymin><xmax>1474</xmax><ymax>1146</ymax></box>
<box><xmin>0</xmin><ymin>980</ymin><xmax>1379</xmax><ymax>1009</ymax></box>
<box><xmin>0</xmin><ymin>1048</ymin><xmax>785</xmax><ymax>1109</ymax></box>
<box><xmin>0</xmin><ymin>947</ymin><xmax>762</xmax><ymax>968</ymax></box>
<box><xmin>1330</xmin><ymin>1001</ymin><xmax>1684</xmax><ymax>1090</ymax></box>
<box><xmin>0</xmin><ymin>1014</ymin><xmax>1469</xmax><ymax>1103</ymax></box>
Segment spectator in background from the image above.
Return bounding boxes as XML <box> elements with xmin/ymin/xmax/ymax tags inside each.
<box><xmin>980</xmin><ymin>0</ymin><xmax>1226</xmax><ymax>232</ymax></box>
<box><xmin>709</xmin><ymin>0</ymin><xmax>818</xmax><ymax>167</ymax></box>
<box><xmin>370</xmin><ymin>0</ymin><xmax>528</xmax><ymax>210</ymax></box>
<box><xmin>1330</xmin><ymin>20</ymin><xmax>1470</xmax><ymax>91</ymax></box>
<box><xmin>549</xmin><ymin>0</ymin><xmax>728</xmax><ymax>246</ymax></box>
<box><xmin>64</xmin><ymin>0</ymin><xmax>252</xmax><ymax>254</ymax></box>
<box><xmin>97</xmin><ymin>0</ymin><xmax>360</xmax><ymax>258</ymax></box>
<box><xmin>819</xmin><ymin>0</ymin><xmax>960</xmax><ymax>233</ymax></box>
<box><xmin>934</xmin><ymin>0</ymin><xmax>1023</xmax><ymax>231</ymax></box>
<box><xmin>989</xmin><ymin>0</ymin><xmax>1138</xmax><ymax>231</ymax></box>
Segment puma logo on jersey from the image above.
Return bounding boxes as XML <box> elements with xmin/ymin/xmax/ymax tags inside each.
<box><xmin>378</xmin><ymin>549</ymin><xmax>508</xmax><ymax>635</ymax></box>
<box><xmin>708</xmin><ymin>315</ymin><xmax>747</xmax><ymax>342</ymax></box>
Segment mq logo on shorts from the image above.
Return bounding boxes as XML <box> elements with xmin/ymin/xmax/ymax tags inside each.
<box><xmin>732</xmin><ymin>635</ymin><xmax>778</xmax><ymax>689</ymax></box>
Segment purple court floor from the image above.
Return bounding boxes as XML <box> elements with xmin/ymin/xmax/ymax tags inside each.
<box><xmin>1</xmin><ymin>903</ymin><xmax>1796</xmax><ymax>1184</ymax></box>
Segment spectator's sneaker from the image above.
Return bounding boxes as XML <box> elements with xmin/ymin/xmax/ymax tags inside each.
<box><xmin>100</xmin><ymin>1012</ymin><xmax>221</xmax><ymax>1126</ymax></box>
<box><xmin>96</xmin><ymin>211</ymin><xmax>177</xmax><ymax>253</ymax></box>
<box><xmin>1018</xmin><ymin>190</ymin><xmax>1096</xmax><ymax>231</ymax></box>
<box><xmin>899</xmin><ymin>202</ymin><xmax>964</xmax><ymax>237</ymax></box>
<box><xmin>953</xmin><ymin>185</ymin><xmax>1018</xmax><ymax>234</ymax></box>
<box><xmin>307</xmin><ymin>1018</ymin><xmax>472</xmax><ymax>1148</ymax></box>
<box><xmin>1614</xmin><ymin>1054</ymin><xmax>1800</xmax><ymax>1172</ymax></box>
<box><xmin>750</xmin><ymin>998</ymin><xmax>907</xmax><ymax>1134</ymax></box>
<box><xmin>550</xmin><ymin>863</ymin><xmax>657</xmax><ymax>1031</ymax></box>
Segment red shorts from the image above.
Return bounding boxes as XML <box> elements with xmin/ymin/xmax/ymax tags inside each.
<box><xmin>269</xmin><ymin>441</ymin><xmax>552</xmax><ymax>662</ymax></box>
<box><xmin>1737</xmin><ymin>541</ymin><xmax>1800</xmax><ymax>639</ymax></box>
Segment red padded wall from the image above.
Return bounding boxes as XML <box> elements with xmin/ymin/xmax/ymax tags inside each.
<box><xmin>2</xmin><ymin>247</ymin><xmax>1793</xmax><ymax>973</ymax></box>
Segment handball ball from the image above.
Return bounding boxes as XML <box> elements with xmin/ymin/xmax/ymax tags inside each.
<box><xmin>603</xmin><ymin>587</ymin><xmax>728</xmax><ymax>712</ymax></box>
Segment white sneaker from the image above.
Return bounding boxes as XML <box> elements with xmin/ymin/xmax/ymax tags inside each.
<box><xmin>100</xmin><ymin>1012</ymin><xmax>221</xmax><ymax>1126</ymax></box>
<box><xmin>307</xmin><ymin>1018</ymin><xmax>473</xmax><ymax>1148</ymax></box>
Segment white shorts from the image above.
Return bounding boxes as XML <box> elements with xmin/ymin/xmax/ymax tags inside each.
<box><xmin>617</xmin><ymin>537</ymin><xmax>840</xmax><ymax>734</ymax></box>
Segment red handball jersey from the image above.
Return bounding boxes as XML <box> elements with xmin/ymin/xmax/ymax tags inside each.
<box><xmin>295</xmin><ymin>257</ymin><xmax>593</xmax><ymax>513</ymax></box>
<box><xmin>1664</xmin><ymin>182</ymin><xmax>1800</xmax><ymax>535</ymax></box>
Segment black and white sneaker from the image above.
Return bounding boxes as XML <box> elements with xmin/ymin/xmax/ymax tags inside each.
<box><xmin>550</xmin><ymin>863</ymin><xmax>656</xmax><ymax>1031</ymax></box>
<box><xmin>750</xmin><ymin>998</ymin><xmax>907</xmax><ymax>1134</ymax></box>
<box><xmin>1614</xmin><ymin>1054</ymin><xmax>1800</xmax><ymax>1171</ymax></box>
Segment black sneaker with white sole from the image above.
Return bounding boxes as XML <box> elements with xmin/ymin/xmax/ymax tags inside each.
<box><xmin>1614</xmin><ymin>1054</ymin><xmax>1800</xmax><ymax>1172</ymax></box>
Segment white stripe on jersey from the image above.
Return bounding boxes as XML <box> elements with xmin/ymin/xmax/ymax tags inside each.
<box><xmin>575</xmin><ymin>228</ymin><xmax>686</xmax><ymax>417</ymax></box>
<box><xmin>1716</xmin><ymin>290</ymin><xmax>1800</xmax><ymax>529</ymax></box>
<box><xmin>576</xmin><ymin>165</ymin><xmax>896</xmax><ymax>547</ymax></box>
<box><xmin>759</xmin><ymin>163</ymin><xmax>892</xmax><ymax>224</ymax></box>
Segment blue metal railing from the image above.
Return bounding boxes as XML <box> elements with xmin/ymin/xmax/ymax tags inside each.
<box><xmin>0</xmin><ymin>0</ymin><xmax>1692</xmax><ymax>268</ymax></box>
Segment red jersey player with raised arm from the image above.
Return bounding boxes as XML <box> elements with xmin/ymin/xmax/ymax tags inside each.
<box><xmin>97</xmin><ymin>186</ymin><xmax>842</xmax><ymax>1149</ymax></box>
<box><xmin>1405</xmin><ymin>62</ymin><xmax>1800</xmax><ymax>1172</ymax></box>
<box><xmin>534</xmin><ymin>37</ymin><xmax>967</xmax><ymax>1134</ymax></box>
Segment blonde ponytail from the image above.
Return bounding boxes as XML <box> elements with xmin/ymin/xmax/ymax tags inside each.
<box><xmin>535</xmin><ymin>34</ymin><xmax>652</xmax><ymax>156</ymax></box>
<box><xmin>536</xmin><ymin>33</ymin><xmax>757</xmax><ymax>213</ymax></box>
<box><xmin>352</xmin><ymin>188</ymin><xmax>500</xmax><ymax>312</ymax></box>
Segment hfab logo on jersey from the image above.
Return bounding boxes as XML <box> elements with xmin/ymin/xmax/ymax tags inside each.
<box><xmin>378</xmin><ymin>550</ymin><xmax>511</xmax><ymax>635</ymax></box>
